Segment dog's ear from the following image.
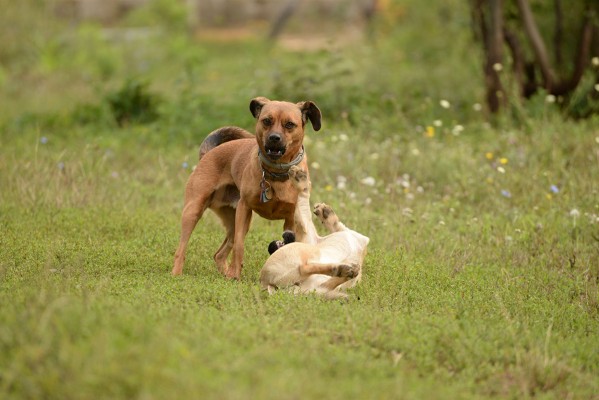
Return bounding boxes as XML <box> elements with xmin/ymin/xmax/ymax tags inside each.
<box><xmin>267</xmin><ymin>240</ymin><xmax>280</xmax><ymax>255</ymax></box>
<box><xmin>250</xmin><ymin>97</ymin><xmax>270</xmax><ymax>119</ymax></box>
<box><xmin>282</xmin><ymin>230</ymin><xmax>296</xmax><ymax>244</ymax></box>
<box><xmin>297</xmin><ymin>101</ymin><xmax>322</xmax><ymax>131</ymax></box>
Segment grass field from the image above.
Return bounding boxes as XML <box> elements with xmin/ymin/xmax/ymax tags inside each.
<box><xmin>1</xmin><ymin>0</ymin><xmax>598</xmax><ymax>398</ymax></box>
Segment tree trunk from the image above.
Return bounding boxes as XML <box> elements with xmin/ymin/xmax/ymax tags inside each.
<box><xmin>268</xmin><ymin>0</ymin><xmax>301</xmax><ymax>40</ymax></box>
<box><xmin>484</xmin><ymin>0</ymin><xmax>505</xmax><ymax>112</ymax></box>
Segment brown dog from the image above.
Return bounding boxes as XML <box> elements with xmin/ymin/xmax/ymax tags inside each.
<box><xmin>172</xmin><ymin>97</ymin><xmax>321</xmax><ymax>279</ymax></box>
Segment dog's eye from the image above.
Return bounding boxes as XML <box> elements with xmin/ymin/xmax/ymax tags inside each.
<box><xmin>284</xmin><ymin>122</ymin><xmax>296</xmax><ymax>130</ymax></box>
<box><xmin>262</xmin><ymin>118</ymin><xmax>272</xmax><ymax>127</ymax></box>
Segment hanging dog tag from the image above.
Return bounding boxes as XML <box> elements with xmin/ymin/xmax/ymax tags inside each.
<box><xmin>260</xmin><ymin>172</ymin><xmax>273</xmax><ymax>203</ymax></box>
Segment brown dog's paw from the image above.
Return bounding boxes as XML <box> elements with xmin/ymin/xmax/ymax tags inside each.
<box><xmin>332</xmin><ymin>264</ymin><xmax>359</xmax><ymax>279</ymax></box>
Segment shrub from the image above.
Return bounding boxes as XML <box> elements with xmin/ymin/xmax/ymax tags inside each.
<box><xmin>106</xmin><ymin>78</ymin><xmax>161</xmax><ymax>126</ymax></box>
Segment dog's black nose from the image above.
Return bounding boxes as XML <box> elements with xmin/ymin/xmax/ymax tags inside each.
<box><xmin>268</xmin><ymin>133</ymin><xmax>281</xmax><ymax>142</ymax></box>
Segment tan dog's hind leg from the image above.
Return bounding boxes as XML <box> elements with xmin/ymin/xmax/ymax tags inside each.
<box><xmin>321</xmin><ymin>276</ymin><xmax>355</xmax><ymax>291</ymax></box>
<box><xmin>172</xmin><ymin>197</ymin><xmax>209</xmax><ymax>275</ymax></box>
<box><xmin>300</xmin><ymin>263</ymin><xmax>358</xmax><ymax>278</ymax></box>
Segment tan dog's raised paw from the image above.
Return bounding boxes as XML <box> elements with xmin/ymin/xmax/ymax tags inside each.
<box><xmin>313</xmin><ymin>203</ymin><xmax>334</xmax><ymax>220</ymax></box>
<box><xmin>288</xmin><ymin>165</ymin><xmax>310</xmax><ymax>193</ymax></box>
<box><xmin>313</xmin><ymin>203</ymin><xmax>344</xmax><ymax>233</ymax></box>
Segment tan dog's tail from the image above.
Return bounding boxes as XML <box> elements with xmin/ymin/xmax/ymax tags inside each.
<box><xmin>199</xmin><ymin>126</ymin><xmax>254</xmax><ymax>159</ymax></box>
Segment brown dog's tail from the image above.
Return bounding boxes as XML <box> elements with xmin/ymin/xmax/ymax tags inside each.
<box><xmin>199</xmin><ymin>126</ymin><xmax>254</xmax><ymax>159</ymax></box>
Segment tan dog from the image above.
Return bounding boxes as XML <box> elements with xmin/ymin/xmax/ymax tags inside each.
<box><xmin>260</xmin><ymin>166</ymin><xmax>370</xmax><ymax>299</ymax></box>
<box><xmin>172</xmin><ymin>97</ymin><xmax>321</xmax><ymax>279</ymax></box>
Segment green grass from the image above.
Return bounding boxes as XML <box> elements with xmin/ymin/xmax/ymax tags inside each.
<box><xmin>1</xmin><ymin>0</ymin><xmax>598</xmax><ymax>398</ymax></box>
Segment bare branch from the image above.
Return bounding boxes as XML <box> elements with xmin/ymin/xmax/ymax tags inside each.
<box><xmin>516</xmin><ymin>0</ymin><xmax>557</xmax><ymax>89</ymax></box>
<box><xmin>552</xmin><ymin>12</ymin><xmax>593</xmax><ymax>95</ymax></box>
<box><xmin>504</xmin><ymin>28</ymin><xmax>534</xmax><ymax>97</ymax></box>
<box><xmin>268</xmin><ymin>0</ymin><xmax>301</xmax><ymax>40</ymax></box>
<box><xmin>554</xmin><ymin>0</ymin><xmax>563</xmax><ymax>68</ymax></box>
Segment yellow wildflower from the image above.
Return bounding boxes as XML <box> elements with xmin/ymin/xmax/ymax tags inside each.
<box><xmin>499</xmin><ymin>157</ymin><xmax>508</xmax><ymax>165</ymax></box>
<box><xmin>426</xmin><ymin>126</ymin><xmax>435</xmax><ymax>137</ymax></box>
<box><xmin>485</xmin><ymin>152</ymin><xmax>494</xmax><ymax>160</ymax></box>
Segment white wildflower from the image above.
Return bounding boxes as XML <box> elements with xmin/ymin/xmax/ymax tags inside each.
<box><xmin>361</xmin><ymin>177</ymin><xmax>376</xmax><ymax>186</ymax></box>
<box><xmin>452</xmin><ymin>125</ymin><xmax>464</xmax><ymax>136</ymax></box>
<box><xmin>336</xmin><ymin>175</ymin><xmax>347</xmax><ymax>191</ymax></box>
<box><xmin>440</xmin><ymin>99</ymin><xmax>450</xmax><ymax>109</ymax></box>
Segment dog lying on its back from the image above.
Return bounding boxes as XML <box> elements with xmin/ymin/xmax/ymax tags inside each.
<box><xmin>260</xmin><ymin>166</ymin><xmax>369</xmax><ymax>299</ymax></box>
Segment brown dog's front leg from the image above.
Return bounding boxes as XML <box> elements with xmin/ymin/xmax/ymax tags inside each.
<box><xmin>227</xmin><ymin>200</ymin><xmax>252</xmax><ymax>279</ymax></box>
<box><xmin>283</xmin><ymin>216</ymin><xmax>295</xmax><ymax>233</ymax></box>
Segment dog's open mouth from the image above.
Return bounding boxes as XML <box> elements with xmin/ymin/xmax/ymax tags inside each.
<box><xmin>264</xmin><ymin>146</ymin><xmax>286</xmax><ymax>160</ymax></box>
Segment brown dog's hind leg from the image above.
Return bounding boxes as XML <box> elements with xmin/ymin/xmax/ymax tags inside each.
<box><xmin>172</xmin><ymin>198</ymin><xmax>209</xmax><ymax>275</ymax></box>
<box><xmin>213</xmin><ymin>206</ymin><xmax>236</xmax><ymax>274</ymax></box>
<box><xmin>227</xmin><ymin>200</ymin><xmax>253</xmax><ymax>280</ymax></box>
